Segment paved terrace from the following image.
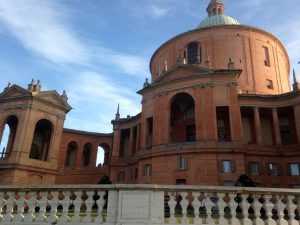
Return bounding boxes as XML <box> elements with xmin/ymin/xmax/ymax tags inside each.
<box><xmin>0</xmin><ymin>184</ymin><xmax>299</xmax><ymax>225</ymax></box>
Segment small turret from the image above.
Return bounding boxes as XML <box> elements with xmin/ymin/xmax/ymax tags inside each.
<box><xmin>293</xmin><ymin>69</ymin><xmax>300</xmax><ymax>91</ymax></box>
<box><xmin>27</xmin><ymin>79</ymin><xmax>34</xmax><ymax>92</ymax></box>
<box><xmin>34</xmin><ymin>80</ymin><xmax>41</xmax><ymax>92</ymax></box>
<box><xmin>28</xmin><ymin>79</ymin><xmax>42</xmax><ymax>93</ymax></box>
<box><xmin>115</xmin><ymin>103</ymin><xmax>120</xmax><ymax>121</ymax></box>
<box><xmin>4</xmin><ymin>82</ymin><xmax>11</xmax><ymax>91</ymax></box>
<box><xmin>61</xmin><ymin>90</ymin><xmax>68</xmax><ymax>102</ymax></box>
<box><xmin>143</xmin><ymin>78</ymin><xmax>150</xmax><ymax>88</ymax></box>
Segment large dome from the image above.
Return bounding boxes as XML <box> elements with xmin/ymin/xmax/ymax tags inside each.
<box><xmin>198</xmin><ymin>14</ymin><xmax>239</xmax><ymax>28</ymax></box>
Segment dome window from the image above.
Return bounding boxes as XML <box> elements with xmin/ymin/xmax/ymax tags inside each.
<box><xmin>187</xmin><ymin>43</ymin><xmax>201</xmax><ymax>65</ymax></box>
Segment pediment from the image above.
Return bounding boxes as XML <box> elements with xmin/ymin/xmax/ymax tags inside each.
<box><xmin>0</xmin><ymin>85</ymin><xmax>31</xmax><ymax>100</ymax></box>
<box><xmin>35</xmin><ymin>91</ymin><xmax>72</xmax><ymax>111</ymax></box>
<box><xmin>154</xmin><ymin>65</ymin><xmax>212</xmax><ymax>84</ymax></box>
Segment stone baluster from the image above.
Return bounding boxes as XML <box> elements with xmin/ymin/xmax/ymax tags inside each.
<box><xmin>60</xmin><ymin>191</ymin><xmax>71</xmax><ymax>222</ymax></box>
<box><xmin>253</xmin><ymin>194</ymin><xmax>264</xmax><ymax>225</ymax></box>
<box><xmin>35</xmin><ymin>191</ymin><xmax>47</xmax><ymax>222</ymax></box>
<box><xmin>71</xmin><ymin>191</ymin><xmax>82</xmax><ymax>222</ymax></box>
<box><xmin>217</xmin><ymin>193</ymin><xmax>229</xmax><ymax>225</ymax></box>
<box><xmin>228</xmin><ymin>193</ymin><xmax>240</xmax><ymax>224</ymax></box>
<box><xmin>47</xmin><ymin>191</ymin><xmax>59</xmax><ymax>223</ymax></box>
<box><xmin>105</xmin><ymin>190</ymin><xmax>119</xmax><ymax>225</ymax></box>
<box><xmin>0</xmin><ymin>191</ymin><xmax>5</xmax><ymax>222</ymax></box>
<box><xmin>240</xmin><ymin>194</ymin><xmax>252</xmax><ymax>225</ymax></box>
<box><xmin>23</xmin><ymin>191</ymin><xmax>36</xmax><ymax>222</ymax></box>
<box><xmin>192</xmin><ymin>192</ymin><xmax>202</xmax><ymax>224</ymax></box>
<box><xmin>14</xmin><ymin>191</ymin><xmax>25</xmax><ymax>222</ymax></box>
<box><xmin>205</xmin><ymin>193</ymin><xmax>215</xmax><ymax>225</ymax></box>
<box><xmin>2</xmin><ymin>191</ymin><xmax>15</xmax><ymax>222</ymax></box>
<box><xmin>180</xmin><ymin>192</ymin><xmax>189</xmax><ymax>224</ymax></box>
<box><xmin>168</xmin><ymin>192</ymin><xmax>177</xmax><ymax>224</ymax></box>
<box><xmin>95</xmin><ymin>191</ymin><xmax>106</xmax><ymax>223</ymax></box>
<box><xmin>83</xmin><ymin>191</ymin><xmax>94</xmax><ymax>222</ymax></box>
<box><xmin>264</xmin><ymin>194</ymin><xmax>276</xmax><ymax>225</ymax></box>
<box><xmin>275</xmin><ymin>195</ymin><xmax>288</xmax><ymax>225</ymax></box>
<box><xmin>286</xmin><ymin>195</ymin><xmax>298</xmax><ymax>225</ymax></box>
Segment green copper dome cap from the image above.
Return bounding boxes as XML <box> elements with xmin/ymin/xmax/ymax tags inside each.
<box><xmin>198</xmin><ymin>0</ymin><xmax>239</xmax><ymax>28</ymax></box>
<box><xmin>198</xmin><ymin>15</ymin><xmax>239</xmax><ymax>28</ymax></box>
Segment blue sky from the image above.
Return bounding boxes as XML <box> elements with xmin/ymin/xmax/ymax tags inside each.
<box><xmin>0</xmin><ymin>0</ymin><xmax>299</xmax><ymax>134</ymax></box>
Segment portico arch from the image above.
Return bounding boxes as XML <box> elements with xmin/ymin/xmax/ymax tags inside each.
<box><xmin>96</xmin><ymin>143</ymin><xmax>110</xmax><ymax>166</ymax></box>
<box><xmin>169</xmin><ymin>93</ymin><xmax>196</xmax><ymax>143</ymax></box>
<box><xmin>29</xmin><ymin>119</ymin><xmax>53</xmax><ymax>161</ymax></box>
<box><xmin>0</xmin><ymin>115</ymin><xmax>18</xmax><ymax>158</ymax></box>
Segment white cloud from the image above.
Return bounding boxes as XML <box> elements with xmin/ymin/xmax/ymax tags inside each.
<box><xmin>0</xmin><ymin>0</ymin><xmax>149</xmax><ymax>77</ymax></box>
<box><xmin>241</xmin><ymin>0</ymin><xmax>268</xmax><ymax>7</ymax></box>
<box><xmin>63</xmin><ymin>72</ymin><xmax>141</xmax><ymax>132</ymax></box>
<box><xmin>120</xmin><ymin>0</ymin><xmax>199</xmax><ymax>20</ymax></box>
<box><xmin>0</xmin><ymin>0</ymin><xmax>90</xmax><ymax>65</ymax></box>
<box><xmin>148</xmin><ymin>5</ymin><xmax>169</xmax><ymax>18</ymax></box>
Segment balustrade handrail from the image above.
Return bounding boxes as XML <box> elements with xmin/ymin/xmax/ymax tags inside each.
<box><xmin>0</xmin><ymin>184</ymin><xmax>299</xmax><ymax>225</ymax></box>
<box><xmin>0</xmin><ymin>184</ymin><xmax>300</xmax><ymax>195</ymax></box>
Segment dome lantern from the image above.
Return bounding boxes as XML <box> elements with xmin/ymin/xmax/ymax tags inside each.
<box><xmin>198</xmin><ymin>0</ymin><xmax>240</xmax><ymax>28</ymax></box>
<box><xmin>207</xmin><ymin>0</ymin><xmax>225</xmax><ymax>16</ymax></box>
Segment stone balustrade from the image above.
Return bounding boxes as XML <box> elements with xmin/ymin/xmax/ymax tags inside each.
<box><xmin>0</xmin><ymin>184</ymin><xmax>299</xmax><ymax>225</ymax></box>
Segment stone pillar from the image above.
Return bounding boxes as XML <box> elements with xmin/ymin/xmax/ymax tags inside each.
<box><xmin>205</xmin><ymin>87</ymin><xmax>217</xmax><ymax>141</ymax></box>
<box><xmin>294</xmin><ymin>105</ymin><xmax>300</xmax><ymax>143</ymax></box>
<box><xmin>195</xmin><ymin>88</ymin><xmax>205</xmax><ymax>141</ymax></box>
<box><xmin>272</xmin><ymin>108</ymin><xmax>281</xmax><ymax>145</ymax></box>
<box><xmin>140</xmin><ymin>103</ymin><xmax>146</xmax><ymax>149</ymax></box>
<box><xmin>152</xmin><ymin>96</ymin><xmax>160</xmax><ymax>146</ymax></box>
<box><xmin>106</xmin><ymin>190</ymin><xmax>119</xmax><ymax>225</ymax></box>
<box><xmin>129</xmin><ymin>127</ymin><xmax>134</xmax><ymax>156</ymax></box>
<box><xmin>117</xmin><ymin>190</ymin><xmax>164</xmax><ymax>225</ymax></box>
<box><xmin>136</xmin><ymin>124</ymin><xmax>141</xmax><ymax>151</ymax></box>
<box><xmin>112</xmin><ymin>123</ymin><xmax>121</xmax><ymax>157</ymax></box>
<box><xmin>253</xmin><ymin>107</ymin><xmax>262</xmax><ymax>144</ymax></box>
<box><xmin>229</xmin><ymin>85</ymin><xmax>243</xmax><ymax>142</ymax></box>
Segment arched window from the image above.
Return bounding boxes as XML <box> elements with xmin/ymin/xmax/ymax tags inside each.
<box><xmin>0</xmin><ymin>115</ymin><xmax>18</xmax><ymax>158</ymax></box>
<box><xmin>65</xmin><ymin>141</ymin><xmax>78</xmax><ymax>168</ymax></box>
<box><xmin>96</xmin><ymin>143</ymin><xmax>110</xmax><ymax>167</ymax></box>
<box><xmin>170</xmin><ymin>93</ymin><xmax>196</xmax><ymax>143</ymax></box>
<box><xmin>187</xmin><ymin>43</ymin><xmax>201</xmax><ymax>64</ymax></box>
<box><xmin>82</xmin><ymin>143</ymin><xmax>91</xmax><ymax>167</ymax></box>
<box><xmin>29</xmin><ymin>119</ymin><xmax>53</xmax><ymax>161</ymax></box>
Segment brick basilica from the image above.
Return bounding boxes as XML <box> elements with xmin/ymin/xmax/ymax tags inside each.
<box><xmin>0</xmin><ymin>0</ymin><xmax>300</xmax><ymax>188</ymax></box>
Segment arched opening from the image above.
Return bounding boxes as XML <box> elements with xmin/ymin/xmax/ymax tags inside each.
<box><xmin>29</xmin><ymin>119</ymin><xmax>53</xmax><ymax>161</ymax></box>
<box><xmin>81</xmin><ymin>143</ymin><xmax>91</xmax><ymax>167</ymax></box>
<box><xmin>0</xmin><ymin>115</ymin><xmax>18</xmax><ymax>158</ymax></box>
<box><xmin>170</xmin><ymin>93</ymin><xmax>195</xmax><ymax>143</ymax></box>
<box><xmin>65</xmin><ymin>141</ymin><xmax>78</xmax><ymax>168</ymax></box>
<box><xmin>187</xmin><ymin>43</ymin><xmax>201</xmax><ymax>64</ymax></box>
<box><xmin>96</xmin><ymin>143</ymin><xmax>110</xmax><ymax>167</ymax></box>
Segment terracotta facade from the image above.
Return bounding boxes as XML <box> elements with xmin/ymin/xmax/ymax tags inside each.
<box><xmin>0</xmin><ymin>0</ymin><xmax>299</xmax><ymax>188</ymax></box>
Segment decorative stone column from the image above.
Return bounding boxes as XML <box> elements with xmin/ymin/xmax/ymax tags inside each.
<box><xmin>272</xmin><ymin>108</ymin><xmax>281</xmax><ymax>145</ymax></box>
<box><xmin>253</xmin><ymin>107</ymin><xmax>262</xmax><ymax>144</ymax></box>
<box><xmin>294</xmin><ymin>105</ymin><xmax>300</xmax><ymax>143</ymax></box>
<box><xmin>112</xmin><ymin>123</ymin><xmax>121</xmax><ymax>157</ymax></box>
<box><xmin>136</xmin><ymin>124</ymin><xmax>141</xmax><ymax>152</ymax></box>
<box><xmin>129</xmin><ymin>127</ymin><xmax>134</xmax><ymax>156</ymax></box>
